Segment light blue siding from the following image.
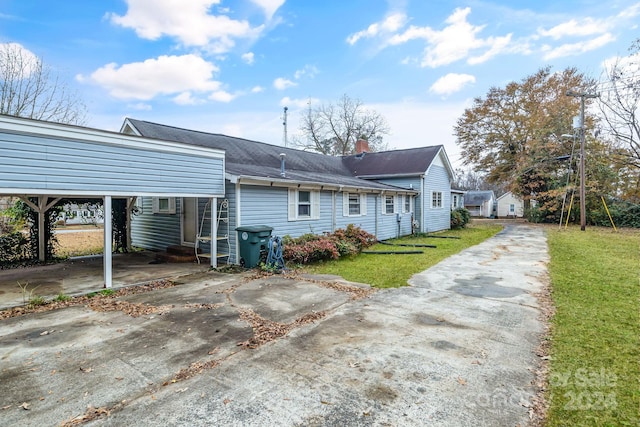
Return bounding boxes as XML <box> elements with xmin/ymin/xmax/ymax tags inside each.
<box><xmin>238</xmin><ymin>185</ymin><xmax>333</xmax><ymax>238</ymax></box>
<box><xmin>335</xmin><ymin>193</ymin><xmax>376</xmax><ymax>234</ymax></box>
<box><xmin>423</xmin><ymin>165</ymin><xmax>451</xmax><ymax>232</ymax></box>
<box><xmin>0</xmin><ymin>131</ymin><xmax>224</xmax><ymax>195</ymax></box>
<box><xmin>131</xmin><ymin>196</ymin><xmax>182</xmax><ymax>250</ymax></box>
<box><xmin>375</xmin><ymin>177</ymin><xmax>422</xmax><ymax>238</ymax></box>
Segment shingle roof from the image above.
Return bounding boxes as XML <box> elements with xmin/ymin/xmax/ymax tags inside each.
<box><xmin>342</xmin><ymin>146</ymin><xmax>443</xmax><ymax>177</ymax></box>
<box><xmin>463</xmin><ymin>190</ymin><xmax>495</xmax><ymax>206</ymax></box>
<box><xmin>124</xmin><ymin>118</ymin><xmax>439</xmax><ymax>191</ymax></box>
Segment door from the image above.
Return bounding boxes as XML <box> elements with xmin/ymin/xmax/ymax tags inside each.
<box><xmin>181</xmin><ymin>197</ymin><xmax>198</xmax><ymax>246</ymax></box>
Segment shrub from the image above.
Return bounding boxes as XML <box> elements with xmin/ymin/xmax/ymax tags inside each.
<box><xmin>450</xmin><ymin>208</ymin><xmax>471</xmax><ymax>229</ymax></box>
<box><xmin>0</xmin><ymin>231</ymin><xmax>29</xmax><ymax>267</ymax></box>
<box><xmin>282</xmin><ymin>225</ymin><xmax>376</xmax><ymax>265</ymax></box>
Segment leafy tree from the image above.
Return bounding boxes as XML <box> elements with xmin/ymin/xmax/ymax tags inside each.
<box><xmin>454</xmin><ymin>67</ymin><xmax>594</xmax><ymax>206</ymax></box>
<box><xmin>296</xmin><ymin>94</ymin><xmax>390</xmax><ymax>155</ymax></box>
<box><xmin>0</xmin><ymin>42</ymin><xmax>87</xmax><ymax>124</ymax></box>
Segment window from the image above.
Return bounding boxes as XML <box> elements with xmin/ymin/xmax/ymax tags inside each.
<box><xmin>343</xmin><ymin>193</ymin><xmax>367</xmax><ymax>217</ymax></box>
<box><xmin>452</xmin><ymin>194</ymin><xmax>459</xmax><ymax>208</ymax></box>
<box><xmin>298</xmin><ymin>191</ymin><xmax>311</xmax><ymax>217</ymax></box>
<box><xmin>431</xmin><ymin>192</ymin><xmax>443</xmax><ymax>209</ymax></box>
<box><xmin>403</xmin><ymin>195</ymin><xmax>411</xmax><ymax>213</ymax></box>
<box><xmin>384</xmin><ymin>195</ymin><xmax>396</xmax><ymax>214</ymax></box>
<box><xmin>509</xmin><ymin>203</ymin><xmax>515</xmax><ymax>213</ymax></box>
<box><xmin>288</xmin><ymin>189</ymin><xmax>320</xmax><ymax>221</ymax></box>
<box><xmin>152</xmin><ymin>197</ymin><xmax>176</xmax><ymax>214</ymax></box>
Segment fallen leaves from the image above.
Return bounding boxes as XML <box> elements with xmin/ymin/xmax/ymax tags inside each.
<box><xmin>236</xmin><ymin>308</ymin><xmax>327</xmax><ymax>349</ymax></box>
<box><xmin>20</xmin><ymin>402</ymin><xmax>30</xmax><ymax>410</ymax></box>
<box><xmin>61</xmin><ymin>405</ymin><xmax>112</xmax><ymax>426</ymax></box>
<box><xmin>88</xmin><ymin>300</ymin><xmax>171</xmax><ymax>318</ymax></box>
<box><xmin>0</xmin><ymin>279</ymin><xmax>176</xmax><ymax>320</ymax></box>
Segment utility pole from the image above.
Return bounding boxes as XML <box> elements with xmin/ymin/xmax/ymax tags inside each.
<box><xmin>566</xmin><ymin>90</ymin><xmax>599</xmax><ymax>231</ymax></box>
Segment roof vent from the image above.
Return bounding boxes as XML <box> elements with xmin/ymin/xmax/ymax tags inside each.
<box><xmin>279</xmin><ymin>153</ymin><xmax>286</xmax><ymax>177</ymax></box>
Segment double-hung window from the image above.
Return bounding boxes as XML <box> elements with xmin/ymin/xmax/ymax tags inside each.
<box><xmin>343</xmin><ymin>193</ymin><xmax>367</xmax><ymax>216</ymax></box>
<box><xmin>384</xmin><ymin>195</ymin><xmax>396</xmax><ymax>214</ymax></box>
<box><xmin>403</xmin><ymin>195</ymin><xmax>411</xmax><ymax>213</ymax></box>
<box><xmin>288</xmin><ymin>189</ymin><xmax>320</xmax><ymax>221</ymax></box>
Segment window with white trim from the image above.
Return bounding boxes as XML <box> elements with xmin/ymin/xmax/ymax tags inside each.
<box><xmin>152</xmin><ymin>197</ymin><xmax>176</xmax><ymax>214</ymax></box>
<box><xmin>343</xmin><ymin>193</ymin><xmax>367</xmax><ymax>217</ymax></box>
<box><xmin>288</xmin><ymin>189</ymin><xmax>320</xmax><ymax>221</ymax></box>
<box><xmin>431</xmin><ymin>192</ymin><xmax>443</xmax><ymax>209</ymax></box>
<box><xmin>403</xmin><ymin>195</ymin><xmax>411</xmax><ymax>213</ymax></box>
<box><xmin>384</xmin><ymin>195</ymin><xmax>396</xmax><ymax>214</ymax></box>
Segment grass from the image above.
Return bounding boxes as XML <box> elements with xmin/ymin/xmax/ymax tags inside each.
<box><xmin>306</xmin><ymin>223</ymin><xmax>502</xmax><ymax>288</ymax></box>
<box><xmin>54</xmin><ymin>228</ymin><xmax>104</xmax><ymax>257</ymax></box>
<box><xmin>546</xmin><ymin>226</ymin><xmax>640</xmax><ymax>426</ymax></box>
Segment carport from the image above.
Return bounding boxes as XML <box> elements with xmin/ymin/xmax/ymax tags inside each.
<box><xmin>0</xmin><ymin>114</ymin><xmax>225</xmax><ymax>288</ymax></box>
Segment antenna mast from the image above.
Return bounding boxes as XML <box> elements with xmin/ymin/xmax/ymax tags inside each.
<box><xmin>282</xmin><ymin>106</ymin><xmax>288</xmax><ymax>148</ymax></box>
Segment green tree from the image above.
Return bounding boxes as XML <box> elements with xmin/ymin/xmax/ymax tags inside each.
<box><xmin>454</xmin><ymin>67</ymin><xmax>594</xmax><ymax>207</ymax></box>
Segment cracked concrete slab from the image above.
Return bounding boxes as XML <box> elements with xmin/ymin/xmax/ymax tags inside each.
<box><xmin>0</xmin><ymin>224</ymin><xmax>549</xmax><ymax>426</ymax></box>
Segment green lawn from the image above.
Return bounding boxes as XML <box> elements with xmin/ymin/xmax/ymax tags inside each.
<box><xmin>546</xmin><ymin>226</ymin><xmax>640</xmax><ymax>426</ymax></box>
<box><xmin>306</xmin><ymin>223</ymin><xmax>502</xmax><ymax>288</ymax></box>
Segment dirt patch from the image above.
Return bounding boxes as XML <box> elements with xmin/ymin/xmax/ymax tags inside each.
<box><xmin>54</xmin><ymin>229</ymin><xmax>104</xmax><ymax>258</ymax></box>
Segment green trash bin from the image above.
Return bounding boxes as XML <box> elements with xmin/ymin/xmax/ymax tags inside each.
<box><xmin>236</xmin><ymin>225</ymin><xmax>273</xmax><ymax>268</ymax></box>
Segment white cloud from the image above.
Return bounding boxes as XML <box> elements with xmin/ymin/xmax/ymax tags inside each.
<box><xmin>538</xmin><ymin>18</ymin><xmax>607</xmax><ymax>40</ymax></box>
<box><xmin>250</xmin><ymin>0</ymin><xmax>285</xmax><ymax>20</ymax></box>
<box><xmin>346</xmin><ymin>13</ymin><xmax>407</xmax><ymax>45</ymax></box>
<box><xmin>108</xmin><ymin>0</ymin><xmax>262</xmax><ymax>52</ymax></box>
<box><xmin>241</xmin><ymin>52</ymin><xmax>255</xmax><ymax>65</ymax></box>
<box><xmin>294</xmin><ymin>65</ymin><xmax>318</xmax><ymax>79</ymax></box>
<box><xmin>429</xmin><ymin>73</ymin><xmax>476</xmax><ymax>96</ymax></box>
<box><xmin>542</xmin><ymin>33</ymin><xmax>615</xmax><ymax>60</ymax></box>
<box><xmin>84</xmin><ymin>54</ymin><xmax>222</xmax><ymax>101</ymax></box>
<box><xmin>251</xmin><ymin>85</ymin><xmax>264</xmax><ymax>93</ymax></box>
<box><xmin>273</xmin><ymin>77</ymin><xmax>297</xmax><ymax>90</ymax></box>
<box><xmin>209</xmin><ymin>90</ymin><xmax>235</xmax><ymax>102</ymax></box>
<box><xmin>173</xmin><ymin>92</ymin><xmax>200</xmax><ymax>105</ymax></box>
<box><xmin>387</xmin><ymin>7</ymin><xmax>513</xmax><ymax>68</ymax></box>
<box><xmin>280</xmin><ymin>96</ymin><xmax>317</xmax><ymax>108</ymax></box>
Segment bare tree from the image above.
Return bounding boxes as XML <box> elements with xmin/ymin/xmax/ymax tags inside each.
<box><xmin>295</xmin><ymin>94</ymin><xmax>390</xmax><ymax>155</ymax></box>
<box><xmin>0</xmin><ymin>43</ymin><xmax>87</xmax><ymax>124</ymax></box>
<box><xmin>598</xmin><ymin>40</ymin><xmax>640</xmax><ymax>170</ymax></box>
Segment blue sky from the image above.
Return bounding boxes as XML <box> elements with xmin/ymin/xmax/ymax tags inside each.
<box><xmin>1</xmin><ymin>0</ymin><xmax>639</xmax><ymax>167</ymax></box>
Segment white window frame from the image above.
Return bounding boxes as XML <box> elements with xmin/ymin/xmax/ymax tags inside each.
<box><xmin>403</xmin><ymin>195</ymin><xmax>412</xmax><ymax>213</ymax></box>
<box><xmin>152</xmin><ymin>197</ymin><xmax>176</xmax><ymax>214</ymax></box>
<box><xmin>383</xmin><ymin>194</ymin><xmax>397</xmax><ymax>215</ymax></box>
<box><xmin>343</xmin><ymin>192</ymin><xmax>367</xmax><ymax>217</ymax></box>
<box><xmin>431</xmin><ymin>191</ymin><xmax>443</xmax><ymax>209</ymax></box>
<box><xmin>288</xmin><ymin>189</ymin><xmax>320</xmax><ymax>221</ymax></box>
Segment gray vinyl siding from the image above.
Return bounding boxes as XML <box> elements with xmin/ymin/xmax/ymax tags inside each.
<box><xmin>131</xmin><ymin>196</ymin><xmax>181</xmax><ymax>250</ymax></box>
<box><xmin>238</xmin><ymin>185</ymin><xmax>333</xmax><ymax>238</ymax></box>
<box><xmin>0</xmin><ymin>131</ymin><xmax>224</xmax><ymax>195</ymax></box>
<box><xmin>423</xmin><ymin>165</ymin><xmax>451</xmax><ymax>232</ymax></box>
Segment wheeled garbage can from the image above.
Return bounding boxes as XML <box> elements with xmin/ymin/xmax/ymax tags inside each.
<box><xmin>235</xmin><ymin>225</ymin><xmax>273</xmax><ymax>268</ymax></box>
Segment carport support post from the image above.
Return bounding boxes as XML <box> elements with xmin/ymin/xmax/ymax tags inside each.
<box><xmin>104</xmin><ymin>196</ymin><xmax>113</xmax><ymax>288</ymax></box>
<box><xmin>210</xmin><ymin>197</ymin><xmax>217</xmax><ymax>268</ymax></box>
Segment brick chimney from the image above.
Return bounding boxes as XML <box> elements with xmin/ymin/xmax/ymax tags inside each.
<box><xmin>355</xmin><ymin>138</ymin><xmax>370</xmax><ymax>154</ymax></box>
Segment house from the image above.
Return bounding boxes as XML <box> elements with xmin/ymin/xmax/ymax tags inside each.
<box><xmin>120</xmin><ymin>119</ymin><xmax>455</xmax><ymax>265</ymax></box>
<box><xmin>451</xmin><ymin>189</ymin><xmax>465</xmax><ymax>209</ymax></box>
<box><xmin>463</xmin><ymin>190</ymin><xmax>496</xmax><ymax>218</ymax></box>
<box><xmin>57</xmin><ymin>203</ymin><xmax>104</xmax><ymax>225</ymax></box>
<box><xmin>496</xmin><ymin>191</ymin><xmax>525</xmax><ymax>218</ymax></box>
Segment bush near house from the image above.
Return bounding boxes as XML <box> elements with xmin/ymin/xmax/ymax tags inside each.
<box><xmin>450</xmin><ymin>207</ymin><xmax>471</xmax><ymax>229</ymax></box>
<box><xmin>283</xmin><ymin>225</ymin><xmax>376</xmax><ymax>264</ymax></box>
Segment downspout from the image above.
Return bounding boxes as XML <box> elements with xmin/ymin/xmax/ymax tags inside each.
<box><xmin>235</xmin><ymin>179</ymin><xmax>241</xmax><ymax>264</ymax></box>
<box><xmin>421</xmin><ymin>175</ymin><xmax>426</xmax><ymax>233</ymax></box>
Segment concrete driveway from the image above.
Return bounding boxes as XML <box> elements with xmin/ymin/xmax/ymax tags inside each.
<box><xmin>0</xmin><ymin>224</ymin><xmax>548</xmax><ymax>426</ymax></box>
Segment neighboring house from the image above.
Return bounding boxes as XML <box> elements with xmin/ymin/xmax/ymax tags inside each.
<box><xmin>464</xmin><ymin>190</ymin><xmax>496</xmax><ymax>218</ymax></box>
<box><xmin>451</xmin><ymin>189</ymin><xmax>465</xmax><ymax>209</ymax></box>
<box><xmin>121</xmin><ymin>118</ymin><xmax>455</xmax><ymax>265</ymax></box>
<box><xmin>496</xmin><ymin>191</ymin><xmax>525</xmax><ymax>218</ymax></box>
<box><xmin>57</xmin><ymin>203</ymin><xmax>104</xmax><ymax>225</ymax></box>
